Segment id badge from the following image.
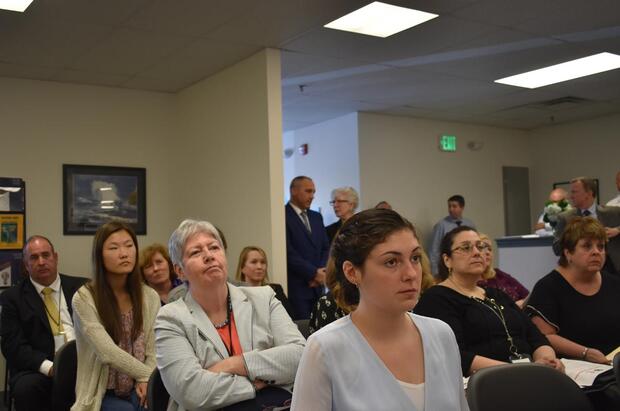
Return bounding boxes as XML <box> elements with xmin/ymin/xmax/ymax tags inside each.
<box><xmin>509</xmin><ymin>354</ymin><xmax>532</xmax><ymax>364</ymax></box>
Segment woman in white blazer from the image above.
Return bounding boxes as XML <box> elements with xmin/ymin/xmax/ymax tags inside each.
<box><xmin>155</xmin><ymin>219</ymin><xmax>305</xmax><ymax>411</ymax></box>
<box><xmin>291</xmin><ymin>209</ymin><xmax>469</xmax><ymax>411</ymax></box>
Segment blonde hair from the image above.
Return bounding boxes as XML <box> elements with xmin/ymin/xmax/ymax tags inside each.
<box><xmin>478</xmin><ymin>233</ymin><xmax>497</xmax><ymax>280</ymax></box>
<box><xmin>235</xmin><ymin>246</ymin><xmax>269</xmax><ymax>285</ymax></box>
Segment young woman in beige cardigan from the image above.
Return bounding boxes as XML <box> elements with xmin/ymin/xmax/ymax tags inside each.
<box><xmin>71</xmin><ymin>221</ymin><xmax>159</xmax><ymax>411</ymax></box>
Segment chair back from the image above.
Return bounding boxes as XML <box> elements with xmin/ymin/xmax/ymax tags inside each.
<box><xmin>147</xmin><ymin>368</ymin><xmax>170</xmax><ymax>411</ymax></box>
<box><xmin>52</xmin><ymin>340</ymin><xmax>77</xmax><ymax>411</ymax></box>
<box><xmin>294</xmin><ymin>319</ymin><xmax>311</xmax><ymax>339</ymax></box>
<box><xmin>466</xmin><ymin>363</ymin><xmax>593</xmax><ymax>411</ymax></box>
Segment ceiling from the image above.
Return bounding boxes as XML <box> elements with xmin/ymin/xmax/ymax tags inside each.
<box><xmin>1</xmin><ymin>0</ymin><xmax>619</xmax><ymax>131</ymax></box>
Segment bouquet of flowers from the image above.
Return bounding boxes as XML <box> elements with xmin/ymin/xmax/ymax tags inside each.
<box><xmin>543</xmin><ymin>199</ymin><xmax>572</xmax><ymax>227</ymax></box>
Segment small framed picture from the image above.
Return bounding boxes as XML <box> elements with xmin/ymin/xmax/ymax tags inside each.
<box><xmin>0</xmin><ymin>250</ymin><xmax>24</xmax><ymax>288</ymax></box>
<box><xmin>0</xmin><ymin>177</ymin><xmax>25</xmax><ymax>212</ymax></box>
<box><xmin>63</xmin><ymin>164</ymin><xmax>147</xmax><ymax>235</ymax></box>
<box><xmin>0</xmin><ymin>213</ymin><xmax>25</xmax><ymax>250</ymax></box>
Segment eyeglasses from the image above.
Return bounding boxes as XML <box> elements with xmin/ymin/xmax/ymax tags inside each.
<box><xmin>451</xmin><ymin>241</ymin><xmax>490</xmax><ymax>254</ymax></box>
<box><xmin>329</xmin><ymin>200</ymin><xmax>349</xmax><ymax>206</ymax></box>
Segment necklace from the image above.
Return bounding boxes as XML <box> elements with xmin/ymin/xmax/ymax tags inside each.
<box><xmin>472</xmin><ymin>296</ymin><xmax>520</xmax><ymax>357</ymax></box>
<box><xmin>212</xmin><ymin>286</ymin><xmax>235</xmax><ymax>356</ymax></box>
<box><xmin>447</xmin><ymin>276</ymin><xmax>483</xmax><ymax>298</ymax></box>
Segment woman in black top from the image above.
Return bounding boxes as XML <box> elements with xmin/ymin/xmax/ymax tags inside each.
<box><xmin>526</xmin><ymin>217</ymin><xmax>620</xmax><ymax>364</ymax></box>
<box><xmin>414</xmin><ymin>225</ymin><xmax>562</xmax><ymax>376</ymax></box>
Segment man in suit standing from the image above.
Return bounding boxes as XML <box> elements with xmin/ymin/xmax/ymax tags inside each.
<box><xmin>0</xmin><ymin>235</ymin><xmax>86</xmax><ymax>411</ymax></box>
<box><xmin>553</xmin><ymin>177</ymin><xmax>620</xmax><ymax>275</ymax></box>
<box><xmin>285</xmin><ymin>176</ymin><xmax>330</xmax><ymax>319</ymax></box>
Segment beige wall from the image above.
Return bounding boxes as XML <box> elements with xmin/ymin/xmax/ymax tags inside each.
<box><xmin>358</xmin><ymin>112</ymin><xmax>532</xmax><ymax>248</ymax></box>
<box><xmin>0</xmin><ymin>77</ymin><xmax>178</xmax><ymax>277</ymax></box>
<box><xmin>528</xmin><ymin>113</ymin><xmax>620</xmax><ymax>218</ymax></box>
<box><xmin>172</xmin><ymin>48</ymin><xmax>285</xmax><ymax>284</ymax></box>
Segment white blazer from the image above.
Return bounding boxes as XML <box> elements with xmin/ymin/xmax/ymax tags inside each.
<box><xmin>155</xmin><ymin>283</ymin><xmax>305</xmax><ymax>411</ymax></box>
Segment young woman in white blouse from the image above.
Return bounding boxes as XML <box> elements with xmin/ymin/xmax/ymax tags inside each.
<box><xmin>291</xmin><ymin>208</ymin><xmax>468</xmax><ymax>411</ymax></box>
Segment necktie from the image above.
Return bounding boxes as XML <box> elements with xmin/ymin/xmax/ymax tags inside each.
<box><xmin>301</xmin><ymin>211</ymin><xmax>312</xmax><ymax>233</ymax></box>
<box><xmin>455</xmin><ymin>220</ymin><xmax>462</xmax><ymax>227</ymax></box>
<box><xmin>582</xmin><ymin>210</ymin><xmax>591</xmax><ymax>217</ymax></box>
<box><xmin>42</xmin><ymin>287</ymin><xmax>64</xmax><ymax>337</ymax></box>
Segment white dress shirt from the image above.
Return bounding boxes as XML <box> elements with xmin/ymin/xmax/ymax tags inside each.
<box><xmin>607</xmin><ymin>194</ymin><xmax>620</xmax><ymax>207</ymax></box>
<box><xmin>29</xmin><ymin>274</ymin><xmax>75</xmax><ymax>376</ymax></box>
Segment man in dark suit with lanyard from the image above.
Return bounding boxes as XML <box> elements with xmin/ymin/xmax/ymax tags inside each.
<box><xmin>285</xmin><ymin>176</ymin><xmax>330</xmax><ymax>319</ymax></box>
<box><xmin>0</xmin><ymin>235</ymin><xmax>86</xmax><ymax>411</ymax></box>
<box><xmin>553</xmin><ymin>177</ymin><xmax>620</xmax><ymax>275</ymax></box>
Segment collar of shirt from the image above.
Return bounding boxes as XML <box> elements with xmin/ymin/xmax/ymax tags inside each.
<box><xmin>289</xmin><ymin>202</ymin><xmax>306</xmax><ymax>216</ymax></box>
<box><xmin>30</xmin><ymin>273</ymin><xmax>61</xmax><ymax>295</ymax></box>
<box><xmin>584</xmin><ymin>203</ymin><xmax>597</xmax><ymax>218</ymax></box>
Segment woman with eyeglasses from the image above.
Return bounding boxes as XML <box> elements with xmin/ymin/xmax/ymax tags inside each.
<box><xmin>526</xmin><ymin>217</ymin><xmax>620</xmax><ymax>364</ymax></box>
<box><xmin>325</xmin><ymin>187</ymin><xmax>358</xmax><ymax>244</ymax></box>
<box><xmin>414</xmin><ymin>225</ymin><xmax>563</xmax><ymax>376</ymax></box>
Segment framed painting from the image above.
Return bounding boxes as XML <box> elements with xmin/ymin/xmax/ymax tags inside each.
<box><xmin>0</xmin><ymin>250</ymin><xmax>24</xmax><ymax>288</ymax></box>
<box><xmin>63</xmin><ymin>164</ymin><xmax>146</xmax><ymax>235</ymax></box>
<box><xmin>0</xmin><ymin>213</ymin><xmax>24</xmax><ymax>249</ymax></box>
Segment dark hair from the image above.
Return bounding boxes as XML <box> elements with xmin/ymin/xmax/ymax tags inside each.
<box><xmin>289</xmin><ymin>175</ymin><xmax>312</xmax><ymax>190</ymax></box>
<box><xmin>140</xmin><ymin>243</ymin><xmax>177</xmax><ymax>284</ymax></box>
<box><xmin>87</xmin><ymin>221</ymin><xmax>143</xmax><ymax>343</ymax></box>
<box><xmin>558</xmin><ymin>217</ymin><xmax>607</xmax><ymax>267</ymax></box>
<box><xmin>329</xmin><ymin>208</ymin><xmax>416</xmax><ymax>309</ymax></box>
<box><xmin>571</xmin><ymin>177</ymin><xmax>598</xmax><ymax>198</ymax></box>
<box><xmin>437</xmin><ymin>225</ymin><xmax>477</xmax><ymax>281</ymax></box>
<box><xmin>448</xmin><ymin>195</ymin><xmax>465</xmax><ymax>207</ymax></box>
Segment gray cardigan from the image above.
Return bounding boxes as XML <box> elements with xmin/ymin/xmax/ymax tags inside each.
<box><xmin>155</xmin><ymin>284</ymin><xmax>305</xmax><ymax>411</ymax></box>
<box><xmin>71</xmin><ymin>285</ymin><xmax>160</xmax><ymax>411</ymax></box>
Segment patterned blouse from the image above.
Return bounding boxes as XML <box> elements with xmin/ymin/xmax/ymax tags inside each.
<box><xmin>478</xmin><ymin>268</ymin><xmax>529</xmax><ymax>302</ymax></box>
<box><xmin>309</xmin><ymin>293</ymin><xmax>347</xmax><ymax>335</ymax></box>
<box><xmin>106</xmin><ymin>309</ymin><xmax>146</xmax><ymax>398</ymax></box>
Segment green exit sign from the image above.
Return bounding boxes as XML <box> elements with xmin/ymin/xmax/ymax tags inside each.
<box><xmin>440</xmin><ymin>135</ymin><xmax>456</xmax><ymax>152</ymax></box>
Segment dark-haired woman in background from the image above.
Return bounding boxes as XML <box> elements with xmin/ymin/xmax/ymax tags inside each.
<box><xmin>140</xmin><ymin>243</ymin><xmax>182</xmax><ymax>305</ymax></box>
<box><xmin>235</xmin><ymin>245</ymin><xmax>295</xmax><ymax>319</ymax></box>
<box><xmin>72</xmin><ymin>221</ymin><xmax>160</xmax><ymax>411</ymax></box>
<box><xmin>292</xmin><ymin>209</ymin><xmax>467</xmax><ymax>410</ymax></box>
<box><xmin>414</xmin><ymin>225</ymin><xmax>562</xmax><ymax>376</ymax></box>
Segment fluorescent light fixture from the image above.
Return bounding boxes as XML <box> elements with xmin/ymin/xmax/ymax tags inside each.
<box><xmin>495</xmin><ymin>52</ymin><xmax>620</xmax><ymax>89</ymax></box>
<box><xmin>324</xmin><ymin>1</ymin><xmax>438</xmax><ymax>38</ymax></box>
<box><xmin>99</xmin><ymin>187</ymin><xmax>112</xmax><ymax>191</ymax></box>
<box><xmin>100</xmin><ymin>200</ymin><xmax>114</xmax><ymax>204</ymax></box>
<box><xmin>0</xmin><ymin>0</ymin><xmax>34</xmax><ymax>12</ymax></box>
<box><xmin>100</xmin><ymin>205</ymin><xmax>114</xmax><ymax>210</ymax></box>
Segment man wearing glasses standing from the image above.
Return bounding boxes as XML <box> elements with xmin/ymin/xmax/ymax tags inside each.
<box><xmin>285</xmin><ymin>176</ymin><xmax>330</xmax><ymax>320</ymax></box>
<box><xmin>0</xmin><ymin>236</ymin><xmax>86</xmax><ymax>411</ymax></box>
<box><xmin>325</xmin><ymin>187</ymin><xmax>359</xmax><ymax>244</ymax></box>
<box><xmin>429</xmin><ymin>195</ymin><xmax>476</xmax><ymax>276</ymax></box>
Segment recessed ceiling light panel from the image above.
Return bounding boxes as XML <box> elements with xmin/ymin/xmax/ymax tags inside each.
<box><xmin>324</xmin><ymin>1</ymin><xmax>438</xmax><ymax>38</ymax></box>
<box><xmin>0</xmin><ymin>0</ymin><xmax>33</xmax><ymax>12</ymax></box>
<box><xmin>495</xmin><ymin>52</ymin><xmax>620</xmax><ymax>89</ymax></box>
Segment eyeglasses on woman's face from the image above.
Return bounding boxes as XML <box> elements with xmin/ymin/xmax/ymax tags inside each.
<box><xmin>451</xmin><ymin>241</ymin><xmax>490</xmax><ymax>254</ymax></box>
<box><xmin>329</xmin><ymin>199</ymin><xmax>349</xmax><ymax>206</ymax></box>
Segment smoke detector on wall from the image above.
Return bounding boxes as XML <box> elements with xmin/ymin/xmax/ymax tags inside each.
<box><xmin>467</xmin><ymin>141</ymin><xmax>484</xmax><ymax>151</ymax></box>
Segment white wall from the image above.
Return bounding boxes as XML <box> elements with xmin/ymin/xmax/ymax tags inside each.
<box><xmin>528</xmin><ymin>113</ymin><xmax>620</xmax><ymax>218</ymax></box>
<box><xmin>284</xmin><ymin>112</ymin><xmax>360</xmax><ymax>225</ymax></box>
<box><xmin>358</xmin><ymin>112</ymin><xmax>532</xmax><ymax>248</ymax></box>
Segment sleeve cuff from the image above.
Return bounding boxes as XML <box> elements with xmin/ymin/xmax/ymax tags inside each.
<box><xmin>39</xmin><ymin>359</ymin><xmax>53</xmax><ymax>376</ymax></box>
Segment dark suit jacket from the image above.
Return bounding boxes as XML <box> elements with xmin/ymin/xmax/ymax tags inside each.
<box><xmin>0</xmin><ymin>273</ymin><xmax>87</xmax><ymax>380</ymax></box>
<box><xmin>553</xmin><ymin>206</ymin><xmax>620</xmax><ymax>272</ymax></box>
<box><xmin>285</xmin><ymin>203</ymin><xmax>330</xmax><ymax>304</ymax></box>
<box><xmin>325</xmin><ymin>220</ymin><xmax>342</xmax><ymax>245</ymax></box>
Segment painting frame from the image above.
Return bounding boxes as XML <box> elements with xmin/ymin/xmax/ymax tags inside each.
<box><xmin>0</xmin><ymin>213</ymin><xmax>25</xmax><ymax>249</ymax></box>
<box><xmin>63</xmin><ymin>164</ymin><xmax>146</xmax><ymax>235</ymax></box>
<box><xmin>0</xmin><ymin>250</ymin><xmax>24</xmax><ymax>288</ymax></box>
